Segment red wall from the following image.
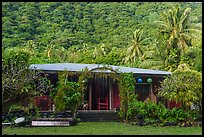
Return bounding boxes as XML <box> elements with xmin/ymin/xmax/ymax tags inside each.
<box><xmin>112</xmin><ymin>83</ymin><xmax>120</xmax><ymax>108</ymax></box>
<box><xmin>167</xmin><ymin>101</ymin><xmax>182</xmax><ymax>109</ymax></box>
<box><xmin>34</xmin><ymin>95</ymin><xmax>51</xmax><ymax>111</ymax></box>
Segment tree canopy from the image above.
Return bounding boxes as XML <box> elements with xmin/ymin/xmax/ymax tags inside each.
<box><xmin>2</xmin><ymin>2</ymin><xmax>202</xmax><ymax>72</ymax></box>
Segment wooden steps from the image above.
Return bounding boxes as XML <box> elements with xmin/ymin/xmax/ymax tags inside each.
<box><xmin>77</xmin><ymin>110</ymin><xmax>120</xmax><ymax>122</ymax></box>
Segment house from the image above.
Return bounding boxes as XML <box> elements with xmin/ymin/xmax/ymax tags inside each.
<box><xmin>30</xmin><ymin>63</ymin><xmax>175</xmax><ymax>111</ymax></box>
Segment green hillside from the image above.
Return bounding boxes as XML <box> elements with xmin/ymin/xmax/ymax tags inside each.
<box><xmin>2</xmin><ymin>2</ymin><xmax>202</xmax><ymax>71</ymax></box>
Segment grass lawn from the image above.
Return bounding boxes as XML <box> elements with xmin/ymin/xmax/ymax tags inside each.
<box><xmin>2</xmin><ymin>122</ymin><xmax>202</xmax><ymax>135</ymax></box>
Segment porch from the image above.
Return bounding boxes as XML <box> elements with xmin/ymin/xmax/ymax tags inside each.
<box><xmin>84</xmin><ymin>77</ymin><xmax>120</xmax><ymax>111</ymax></box>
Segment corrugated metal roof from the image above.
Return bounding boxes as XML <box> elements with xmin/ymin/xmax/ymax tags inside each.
<box><xmin>30</xmin><ymin>63</ymin><xmax>171</xmax><ymax>75</ymax></box>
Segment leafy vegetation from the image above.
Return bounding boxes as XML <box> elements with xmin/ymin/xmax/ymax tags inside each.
<box><xmin>2</xmin><ymin>48</ymin><xmax>51</xmax><ymax>112</ymax></box>
<box><xmin>127</xmin><ymin>100</ymin><xmax>200</xmax><ymax>127</ymax></box>
<box><xmin>1</xmin><ymin>2</ymin><xmax>202</xmax><ymax>128</ymax></box>
<box><xmin>53</xmin><ymin>71</ymin><xmax>81</xmax><ymax>118</ymax></box>
<box><xmin>2</xmin><ymin>2</ymin><xmax>202</xmax><ymax>72</ymax></box>
<box><xmin>155</xmin><ymin>5</ymin><xmax>202</xmax><ymax>71</ymax></box>
<box><xmin>158</xmin><ymin>65</ymin><xmax>202</xmax><ymax>116</ymax></box>
<box><xmin>118</xmin><ymin>73</ymin><xmax>137</xmax><ymax>121</ymax></box>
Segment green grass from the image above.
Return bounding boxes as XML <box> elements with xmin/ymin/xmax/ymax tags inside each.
<box><xmin>2</xmin><ymin>122</ymin><xmax>202</xmax><ymax>135</ymax></box>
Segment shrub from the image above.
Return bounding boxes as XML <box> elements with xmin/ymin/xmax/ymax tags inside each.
<box><xmin>53</xmin><ymin>72</ymin><xmax>81</xmax><ymax>118</ymax></box>
<box><xmin>158</xmin><ymin>67</ymin><xmax>202</xmax><ymax>115</ymax></box>
<box><xmin>126</xmin><ymin>99</ymin><xmax>199</xmax><ymax>126</ymax></box>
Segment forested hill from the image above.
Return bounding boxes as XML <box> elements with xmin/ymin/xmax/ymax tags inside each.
<box><xmin>2</xmin><ymin>2</ymin><xmax>202</xmax><ymax>72</ymax></box>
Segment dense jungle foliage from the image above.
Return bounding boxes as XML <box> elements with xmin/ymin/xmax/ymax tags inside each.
<box><xmin>2</xmin><ymin>2</ymin><xmax>202</xmax><ymax>72</ymax></box>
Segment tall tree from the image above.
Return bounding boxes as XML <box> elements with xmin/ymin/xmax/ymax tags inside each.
<box><xmin>2</xmin><ymin>49</ymin><xmax>38</xmax><ymax>111</ymax></box>
<box><xmin>156</xmin><ymin>5</ymin><xmax>202</xmax><ymax>71</ymax></box>
<box><xmin>123</xmin><ymin>29</ymin><xmax>149</xmax><ymax>67</ymax></box>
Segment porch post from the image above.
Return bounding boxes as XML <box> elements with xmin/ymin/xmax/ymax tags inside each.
<box><xmin>89</xmin><ymin>81</ymin><xmax>92</xmax><ymax>110</ymax></box>
<box><xmin>109</xmin><ymin>79</ymin><xmax>112</xmax><ymax>110</ymax></box>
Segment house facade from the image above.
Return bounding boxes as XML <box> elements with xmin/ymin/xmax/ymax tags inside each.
<box><xmin>30</xmin><ymin>63</ymin><xmax>173</xmax><ymax>111</ymax></box>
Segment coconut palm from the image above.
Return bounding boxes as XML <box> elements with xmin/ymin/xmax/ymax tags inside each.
<box><xmin>123</xmin><ymin>29</ymin><xmax>149</xmax><ymax>67</ymax></box>
<box><xmin>156</xmin><ymin>5</ymin><xmax>202</xmax><ymax>70</ymax></box>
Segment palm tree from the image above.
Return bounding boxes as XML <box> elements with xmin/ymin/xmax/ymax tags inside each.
<box><xmin>123</xmin><ymin>29</ymin><xmax>149</xmax><ymax>67</ymax></box>
<box><xmin>156</xmin><ymin>5</ymin><xmax>202</xmax><ymax>70</ymax></box>
<box><xmin>139</xmin><ymin>40</ymin><xmax>166</xmax><ymax>70</ymax></box>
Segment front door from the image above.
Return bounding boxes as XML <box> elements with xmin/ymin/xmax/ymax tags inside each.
<box><xmin>91</xmin><ymin>77</ymin><xmax>109</xmax><ymax>110</ymax></box>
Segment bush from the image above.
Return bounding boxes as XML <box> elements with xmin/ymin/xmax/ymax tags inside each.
<box><xmin>126</xmin><ymin>100</ymin><xmax>199</xmax><ymax>126</ymax></box>
<box><xmin>158</xmin><ymin>67</ymin><xmax>202</xmax><ymax>115</ymax></box>
<box><xmin>54</xmin><ymin>79</ymin><xmax>81</xmax><ymax>118</ymax></box>
<box><xmin>54</xmin><ymin>88</ymin><xmax>67</xmax><ymax>112</ymax></box>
